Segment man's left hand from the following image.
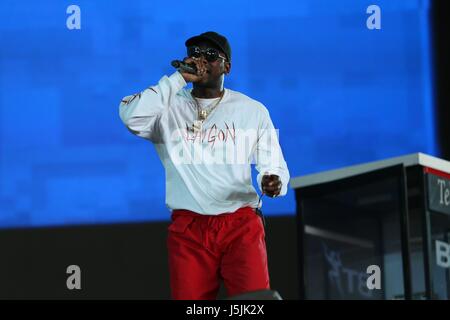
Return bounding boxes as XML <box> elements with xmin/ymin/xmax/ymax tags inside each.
<box><xmin>261</xmin><ymin>174</ymin><xmax>282</xmax><ymax>198</ymax></box>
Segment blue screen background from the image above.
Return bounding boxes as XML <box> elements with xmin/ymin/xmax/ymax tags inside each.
<box><xmin>0</xmin><ymin>0</ymin><xmax>437</xmax><ymax>228</ymax></box>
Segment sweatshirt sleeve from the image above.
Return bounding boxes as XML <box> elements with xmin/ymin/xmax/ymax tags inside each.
<box><xmin>119</xmin><ymin>71</ymin><xmax>187</xmax><ymax>142</ymax></box>
<box><xmin>255</xmin><ymin>108</ymin><xmax>290</xmax><ymax>196</ymax></box>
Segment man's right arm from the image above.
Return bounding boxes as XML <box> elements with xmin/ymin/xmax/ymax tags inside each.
<box><xmin>119</xmin><ymin>71</ymin><xmax>187</xmax><ymax>142</ymax></box>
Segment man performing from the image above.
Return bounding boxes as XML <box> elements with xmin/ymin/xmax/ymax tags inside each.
<box><xmin>119</xmin><ymin>31</ymin><xmax>290</xmax><ymax>300</ymax></box>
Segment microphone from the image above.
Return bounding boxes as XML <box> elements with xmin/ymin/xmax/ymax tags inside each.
<box><xmin>171</xmin><ymin>60</ymin><xmax>197</xmax><ymax>74</ymax></box>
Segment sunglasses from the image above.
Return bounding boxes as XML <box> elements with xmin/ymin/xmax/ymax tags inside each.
<box><xmin>187</xmin><ymin>46</ymin><xmax>227</xmax><ymax>62</ymax></box>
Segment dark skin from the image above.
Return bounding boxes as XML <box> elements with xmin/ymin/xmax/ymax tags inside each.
<box><xmin>261</xmin><ymin>174</ymin><xmax>282</xmax><ymax>198</ymax></box>
<box><xmin>180</xmin><ymin>41</ymin><xmax>230</xmax><ymax>98</ymax></box>
<box><xmin>179</xmin><ymin>41</ymin><xmax>282</xmax><ymax>197</ymax></box>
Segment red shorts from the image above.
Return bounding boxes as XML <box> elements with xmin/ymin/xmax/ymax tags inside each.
<box><xmin>167</xmin><ymin>206</ymin><xmax>270</xmax><ymax>300</ymax></box>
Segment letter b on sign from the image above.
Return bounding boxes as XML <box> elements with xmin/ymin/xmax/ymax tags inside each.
<box><xmin>436</xmin><ymin>240</ymin><xmax>450</xmax><ymax>268</ymax></box>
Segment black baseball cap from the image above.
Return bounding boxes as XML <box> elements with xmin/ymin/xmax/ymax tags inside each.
<box><xmin>185</xmin><ymin>31</ymin><xmax>232</xmax><ymax>62</ymax></box>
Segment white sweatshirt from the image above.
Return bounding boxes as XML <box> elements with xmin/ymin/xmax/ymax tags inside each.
<box><xmin>119</xmin><ymin>71</ymin><xmax>290</xmax><ymax>215</ymax></box>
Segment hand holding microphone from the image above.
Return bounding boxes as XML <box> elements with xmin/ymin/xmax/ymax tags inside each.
<box><xmin>172</xmin><ymin>56</ymin><xmax>209</xmax><ymax>83</ymax></box>
<box><xmin>261</xmin><ymin>174</ymin><xmax>282</xmax><ymax>198</ymax></box>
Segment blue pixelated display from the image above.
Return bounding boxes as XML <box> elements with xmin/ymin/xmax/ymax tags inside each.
<box><xmin>0</xmin><ymin>0</ymin><xmax>436</xmax><ymax>228</ymax></box>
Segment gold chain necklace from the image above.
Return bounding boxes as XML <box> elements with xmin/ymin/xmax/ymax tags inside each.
<box><xmin>190</xmin><ymin>90</ymin><xmax>225</xmax><ymax>133</ymax></box>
